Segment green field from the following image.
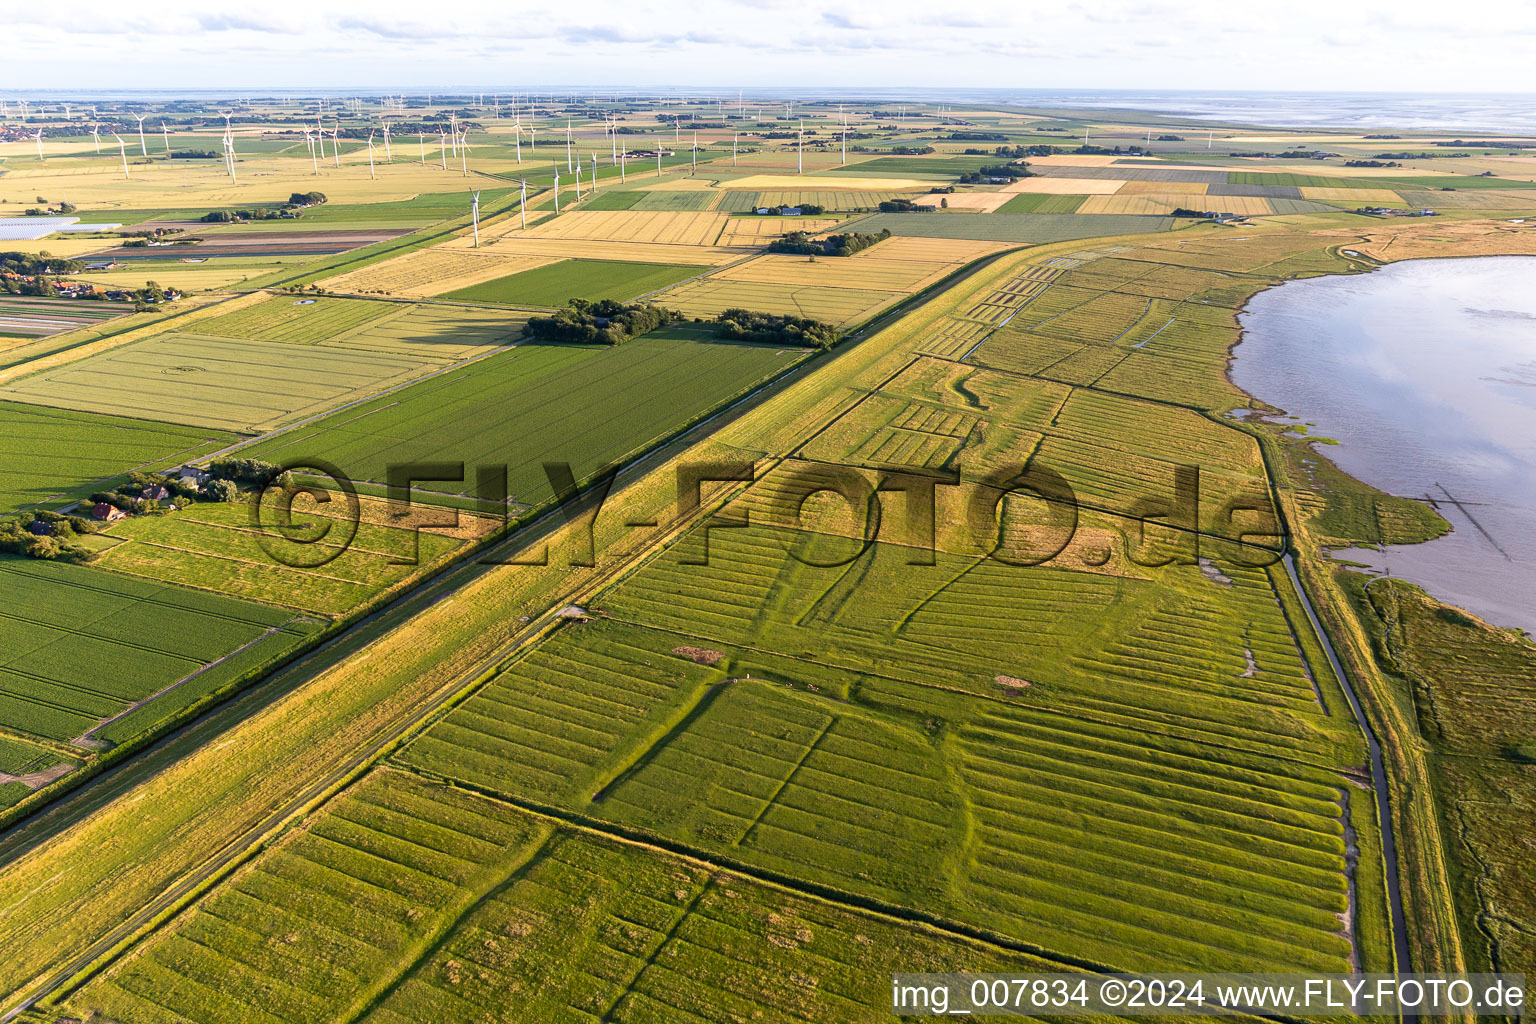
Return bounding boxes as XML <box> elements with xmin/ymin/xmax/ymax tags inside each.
<box><xmin>581</xmin><ymin>189</ymin><xmax>645</xmax><ymax>210</ymax></box>
<box><xmin>239</xmin><ymin>328</ymin><xmax>805</xmax><ymax>507</ymax></box>
<box><xmin>0</xmin><ymin>556</ymin><xmax>314</xmax><ymax>748</ymax></box>
<box><xmin>0</xmin><ymin>401</ymin><xmax>236</xmax><ymax>513</ymax></box>
<box><xmin>997</xmin><ymin>193</ymin><xmax>1088</xmax><ymax>214</ymax></box>
<box><xmin>444</xmin><ymin>259</ymin><xmax>701</xmax><ymax>306</ymax></box>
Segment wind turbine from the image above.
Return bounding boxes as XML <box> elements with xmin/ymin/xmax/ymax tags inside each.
<box><xmin>657</xmin><ymin>147</ymin><xmax>662</xmax><ymax>178</ymax></box>
<box><xmin>519</xmin><ymin>178</ymin><xmax>527</xmax><ymax>229</ymax></box>
<box><xmin>90</xmin><ymin>124</ymin><xmax>100</xmax><ymax>153</ymax></box>
<box><xmin>381</xmin><ymin>121</ymin><xmax>392</xmax><ymax>161</ymax></box>
<box><xmin>305</xmin><ymin>130</ymin><xmax>318</xmax><ymax>172</ymax></box>
<box><xmin>573</xmin><ymin>154</ymin><xmax>581</xmax><ymax>198</ymax></box>
<box><xmin>619</xmin><ymin>145</ymin><xmax>626</xmax><ymax>183</ymax></box>
<box><xmin>366</xmin><ymin>131</ymin><xmax>376</xmax><ymax>179</ymax></box>
<box><xmin>134</xmin><ymin>113</ymin><xmax>148</xmax><ymax>156</ymax></box>
<box><xmin>552</xmin><ymin>165</ymin><xmax>560</xmax><ymax>212</ymax></box>
<box><xmin>162</xmin><ymin>121</ymin><xmax>171</xmax><ymax>155</ymax></box>
<box><xmin>332</xmin><ymin>125</ymin><xmax>341</xmax><ymax>167</ymax></box>
<box><xmin>691</xmin><ymin>131</ymin><xmax>697</xmax><ymax>172</ymax></box>
<box><xmin>732</xmin><ymin>132</ymin><xmax>738</xmax><ymax>167</ymax></box>
<box><xmin>316</xmin><ymin>119</ymin><xmax>327</xmax><ymax>161</ymax></box>
<box><xmin>469</xmin><ymin>189</ymin><xmax>481</xmax><ymax>246</ymax></box>
<box><xmin>591</xmin><ymin>153</ymin><xmax>597</xmax><ymax>194</ymax></box>
<box><xmin>418</xmin><ymin>131</ymin><xmax>425</xmax><ymax>164</ymax></box>
<box><xmin>565</xmin><ymin>118</ymin><xmax>573</xmax><ymax>173</ymax></box>
<box><xmin>459</xmin><ymin>128</ymin><xmax>469</xmax><ymax>177</ymax></box>
<box><xmin>32</xmin><ymin>129</ymin><xmax>43</xmax><ymax>161</ymax></box>
<box><xmin>449</xmin><ymin>112</ymin><xmax>458</xmax><ymax>156</ymax></box>
<box><xmin>439</xmin><ymin>129</ymin><xmax>448</xmax><ymax>170</ymax></box>
<box><xmin>841</xmin><ymin>111</ymin><xmax>847</xmax><ymax>165</ymax></box>
<box><xmin>798</xmin><ymin>119</ymin><xmax>804</xmax><ymax>174</ymax></box>
<box><xmin>113</xmin><ymin>132</ymin><xmax>129</xmax><ymax>178</ymax></box>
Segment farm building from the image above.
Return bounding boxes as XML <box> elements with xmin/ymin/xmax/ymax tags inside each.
<box><xmin>91</xmin><ymin>503</ymin><xmax>127</xmax><ymax>522</ymax></box>
<box><xmin>141</xmin><ymin>484</ymin><xmax>171</xmax><ymax>501</ymax></box>
<box><xmin>26</xmin><ymin>520</ymin><xmax>53</xmax><ymax>536</ymax></box>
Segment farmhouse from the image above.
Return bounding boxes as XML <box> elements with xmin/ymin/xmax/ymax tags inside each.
<box><xmin>142</xmin><ymin>484</ymin><xmax>171</xmax><ymax>501</ymax></box>
<box><xmin>91</xmin><ymin>503</ymin><xmax>127</xmax><ymax>522</ymax></box>
<box><xmin>26</xmin><ymin>520</ymin><xmax>53</xmax><ymax>536</ymax></box>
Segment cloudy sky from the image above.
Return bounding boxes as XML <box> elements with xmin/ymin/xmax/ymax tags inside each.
<box><xmin>3</xmin><ymin>0</ymin><xmax>1533</xmax><ymax>94</ymax></box>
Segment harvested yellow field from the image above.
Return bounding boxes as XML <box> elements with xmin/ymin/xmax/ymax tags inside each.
<box><xmin>1300</xmin><ymin>186</ymin><xmax>1405</xmax><ymax>204</ymax></box>
<box><xmin>0</xmin><ymin>237</ymin><xmax>115</xmax><ymax>259</ymax></box>
<box><xmin>527</xmin><ymin>210</ymin><xmax>727</xmax><ymax>245</ymax></box>
<box><xmin>470</xmin><ymin>235</ymin><xmax>744</xmax><ymax>266</ymax></box>
<box><xmin>716</xmin><ymin>218</ymin><xmax>841</xmax><ymax>246</ymax></box>
<box><xmin>0</xmin><ymin>155</ymin><xmax>461</xmax><ymax>209</ymax></box>
<box><xmin>659</xmin><ymin>278</ymin><xmax>904</xmax><ymax>326</ymax></box>
<box><xmin>1197</xmin><ymin>195</ymin><xmax>1275</xmax><ymax>216</ymax></box>
<box><xmin>854</xmin><ymin>236</ymin><xmax>1009</xmax><ymax>263</ymax></box>
<box><xmin>720</xmin><ymin>174</ymin><xmax>935</xmax><ymax>191</ymax></box>
<box><xmin>1002</xmin><ymin>176</ymin><xmax>1127</xmax><ymax>195</ymax></box>
<box><xmin>74</xmin><ymin>264</ymin><xmax>267</xmax><ymax>291</ymax></box>
<box><xmin>1077</xmin><ymin>194</ymin><xmax>1181</xmax><ymax>215</ymax></box>
<box><xmin>1118</xmin><ymin>180</ymin><xmax>1209</xmax><ymax>195</ymax></box>
<box><xmin>918</xmin><ymin>191</ymin><xmax>1013</xmax><ymax>212</ymax></box>
<box><xmin>324</xmin><ymin>248</ymin><xmax>557</xmax><ymax>297</ymax></box>
<box><xmin>711</xmin><ymin>253</ymin><xmax>955</xmax><ymax>292</ymax></box>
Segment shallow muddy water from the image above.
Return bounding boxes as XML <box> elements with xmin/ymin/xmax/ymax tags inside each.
<box><xmin>1231</xmin><ymin>255</ymin><xmax>1536</xmax><ymax>633</ymax></box>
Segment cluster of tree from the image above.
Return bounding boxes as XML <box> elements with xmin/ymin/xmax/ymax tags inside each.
<box><xmin>714</xmin><ymin>309</ymin><xmax>838</xmax><ymax>350</ymax></box>
<box><xmin>20</xmin><ymin>202</ymin><xmax>77</xmax><ymax>216</ymax></box>
<box><xmin>943</xmin><ymin>132</ymin><xmax>1008</xmax><ymax>142</ymax></box>
<box><xmin>1346</xmin><ymin>160</ymin><xmax>1402</xmax><ymax>168</ymax></box>
<box><xmin>885</xmin><ymin>145</ymin><xmax>934</xmax><ymax>156</ymax></box>
<box><xmin>958</xmin><ymin>163</ymin><xmax>1031</xmax><ymax>183</ymax></box>
<box><xmin>1155</xmin><ymin>134</ymin><xmax>1184</xmax><ymax>141</ymax></box>
<box><xmin>1436</xmin><ymin>140</ymin><xmax>1528</xmax><ymax>149</ymax></box>
<box><xmin>1171</xmin><ymin>208</ymin><xmax>1216</xmax><ymax>218</ymax></box>
<box><xmin>768</xmin><ymin>228</ymin><xmax>891</xmax><ymax>258</ymax></box>
<box><xmin>201</xmin><ymin>192</ymin><xmax>326</xmax><ymax>223</ymax></box>
<box><xmin>0</xmin><ymin>252</ymin><xmax>85</xmax><ymax>295</ymax></box>
<box><xmin>878</xmin><ymin>198</ymin><xmax>935</xmax><ymax>213</ymax></box>
<box><xmin>756</xmin><ymin>204</ymin><xmax>825</xmax><ymax>215</ymax></box>
<box><xmin>207</xmin><ymin>458</ymin><xmax>293</xmax><ymax>490</ymax></box>
<box><xmin>168</xmin><ymin>150</ymin><xmax>222</xmax><ymax>159</ymax></box>
<box><xmin>0</xmin><ymin>252</ymin><xmax>83</xmax><ymax>276</ymax></box>
<box><xmin>0</xmin><ymin>511</ymin><xmax>98</xmax><ymax>562</ymax></box>
<box><xmin>523</xmin><ymin>298</ymin><xmax>681</xmax><ymax>346</ymax></box>
<box><xmin>90</xmin><ymin>470</ymin><xmax>195</xmax><ymax>514</ymax></box>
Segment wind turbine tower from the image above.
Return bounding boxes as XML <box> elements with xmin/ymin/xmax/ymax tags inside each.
<box><xmin>113</xmin><ymin>133</ymin><xmax>129</xmax><ymax>178</ymax></box>
<box><xmin>134</xmin><ymin>113</ymin><xmax>148</xmax><ymax>156</ymax></box>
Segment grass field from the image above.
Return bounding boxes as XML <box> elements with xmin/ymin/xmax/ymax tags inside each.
<box><xmin>0</xmin><ymin>556</ymin><xmax>313</xmax><ymax>748</ymax></box>
<box><xmin>444</xmin><ymin>258</ymin><xmax>700</xmax><ymax>306</ymax></box>
<box><xmin>239</xmin><ymin>328</ymin><xmax>805</xmax><ymax>507</ymax></box>
<box><xmin>191</xmin><ymin>294</ymin><xmax>397</xmax><ymax>342</ymax></box>
<box><xmin>998</xmin><ymin>193</ymin><xmax>1088</xmax><ymax>214</ymax></box>
<box><xmin>94</xmin><ymin>497</ymin><xmax>478</xmax><ymax>617</ymax></box>
<box><xmin>59</xmin><ymin>767</ymin><xmax>1067</xmax><ymax>1024</ymax></box>
<box><xmin>0</xmin><ymin>400</ymin><xmax>236</xmax><ymax>513</ymax></box>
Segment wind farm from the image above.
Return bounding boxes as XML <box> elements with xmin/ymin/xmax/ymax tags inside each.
<box><xmin>0</xmin><ymin>78</ymin><xmax>1534</xmax><ymax>1024</ymax></box>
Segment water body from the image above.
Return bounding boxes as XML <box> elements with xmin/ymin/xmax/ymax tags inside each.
<box><xmin>1231</xmin><ymin>256</ymin><xmax>1536</xmax><ymax>634</ymax></box>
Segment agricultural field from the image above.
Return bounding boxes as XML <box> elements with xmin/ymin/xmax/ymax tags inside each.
<box><xmin>526</xmin><ymin>210</ymin><xmax>729</xmax><ymax>246</ymax></box>
<box><xmin>851</xmin><ymin>212</ymin><xmax>1176</xmax><ymax>242</ymax></box>
<box><xmin>0</xmin><ymin>329</ymin><xmax>448</xmax><ymax>433</ymax></box>
<box><xmin>444</xmin><ymin>258</ymin><xmax>700</xmax><ymax>306</ymax></box>
<box><xmin>322</xmin><ymin>247</ymin><xmax>559</xmax><ymax>297</ymax></box>
<box><xmin>7</xmin><ymin>95</ymin><xmax>1532</xmax><ymax>1024</ymax></box>
<box><xmin>0</xmin><ymin>295</ymin><xmax>126</xmax><ymax>340</ymax></box>
<box><xmin>239</xmin><ymin>328</ymin><xmax>806</xmax><ymax>508</ymax></box>
<box><xmin>0</xmin><ymin>556</ymin><xmax>314</xmax><ymax>749</ymax></box>
<box><xmin>59</xmin><ymin>767</ymin><xmax>1065</xmax><ymax>1024</ymax></box>
<box><xmin>0</xmin><ymin>400</ymin><xmax>236</xmax><ymax>513</ymax></box>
